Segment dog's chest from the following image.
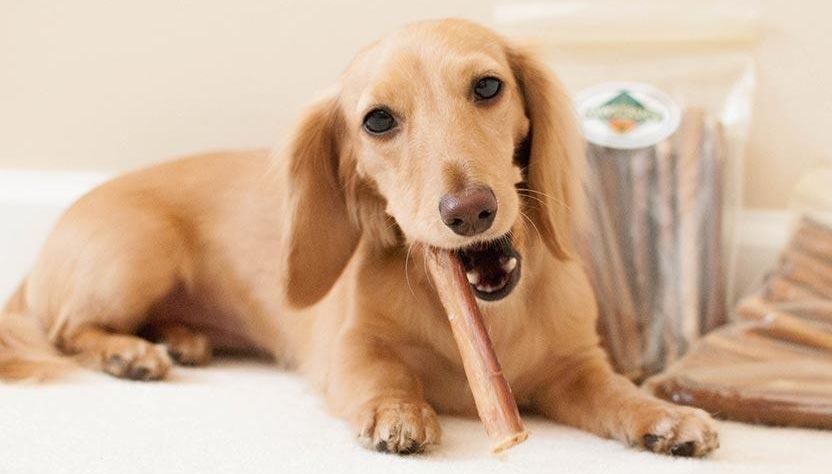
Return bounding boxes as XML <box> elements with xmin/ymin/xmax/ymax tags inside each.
<box><xmin>396</xmin><ymin>304</ymin><xmax>546</xmax><ymax>415</ymax></box>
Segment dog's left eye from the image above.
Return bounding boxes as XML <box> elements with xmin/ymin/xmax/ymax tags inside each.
<box><xmin>473</xmin><ymin>77</ymin><xmax>502</xmax><ymax>101</ymax></box>
<box><xmin>363</xmin><ymin>108</ymin><xmax>397</xmax><ymax>135</ymax></box>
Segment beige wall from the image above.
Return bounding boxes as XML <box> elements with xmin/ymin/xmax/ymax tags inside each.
<box><xmin>746</xmin><ymin>0</ymin><xmax>832</xmax><ymax>208</ymax></box>
<box><xmin>1</xmin><ymin>0</ymin><xmax>829</xmax><ymax>209</ymax></box>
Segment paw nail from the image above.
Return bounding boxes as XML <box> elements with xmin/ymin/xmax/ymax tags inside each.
<box><xmin>670</xmin><ymin>441</ymin><xmax>695</xmax><ymax>457</ymax></box>
<box><xmin>400</xmin><ymin>441</ymin><xmax>420</xmax><ymax>455</ymax></box>
<box><xmin>642</xmin><ymin>434</ymin><xmax>661</xmax><ymax>450</ymax></box>
<box><xmin>107</xmin><ymin>354</ymin><xmax>125</xmax><ymax>368</ymax></box>
<box><xmin>375</xmin><ymin>440</ymin><xmax>388</xmax><ymax>453</ymax></box>
<box><xmin>129</xmin><ymin>366</ymin><xmax>150</xmax><ymax>380</ymax></box>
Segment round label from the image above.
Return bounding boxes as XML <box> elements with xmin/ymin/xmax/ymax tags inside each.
<box><xmin>575</xmin><ymin>82</ymin><xmax>681</xmax><ymax>150</ymax></box>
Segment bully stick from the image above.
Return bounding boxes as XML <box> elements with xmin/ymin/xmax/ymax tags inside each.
<box><xmin>674</xmin><ymin>108</ymin><xmax>706</xmax><ymax>352</ymax></box>
<box><xmin>783</xmin><ymin>248</ymin><xmax>832</xmax><ymax>285</ymax></box>
<box><xmin>585</xmin><ymin>145</ymin><xmax>644</xmax><ymax>379</ymax></box>
<box><xmin>737</xmin><ymin>297</ymin><xmax>832</xmax><ymax>352</ymax></box>
<box><xmin>699</xmin><ymin>122</ymin><xmax>727</xmax><ymax>333</ymax></box>
<box><xmin>763</xmin><ymin>274</ymin><xmax>823</xmax><ymax>303</ymax></box>
<box><xmin>426</xmin><ymin>249</ymin><xmax>528</xmax><ymax>453</ymax></box>
<box><xmin>628</xmin><ymin>146</ymin><xmax>655</xmax><ymax>332</ymax></box>
<box><xmin>650</xmin><ymin>376</ymin><xmax>832</xmax><ymax>430</ymax></box>
<box><xmin>600</xmin><ymin>146</ymin><xmax>637</xmax><ymax>303</ymax></box>
<box><xmin>791</xmin><ymin>217</ymin><xmax>832</xmax><ymax>261</ymax></box>
<box><xmin>760</xmin><ymin>299</ymin><xmax>832</xmax><ymax>327</ymax></box>
<box><xmin>778</xmin><ymin>249</ymin><xmax>832</xmax><ymax>298</ymax></box>
<box><xmin>635</xmin><ymin>143</ymin><xmax>664</xmax><ymax>373</ymax></box>
<box><xmin>654</xmin><ymin>138</ymin><xmax>682</xmax><ymax>369</ymax></box>
<box><xmin>703</xmin><ymin>328</ymin><xmax>814</xmax><ymax>361</ymax></box>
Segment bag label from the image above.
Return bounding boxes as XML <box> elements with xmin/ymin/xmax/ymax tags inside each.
<box><xmin>576</xmin><ymin>82</ymin><xmax>681</xmax><ymax>150</ymax></box>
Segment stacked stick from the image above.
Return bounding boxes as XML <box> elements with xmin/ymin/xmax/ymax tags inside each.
<box><xmin>644</xmin><ymin>217</ymin><xmax>832</xmax><ymax>429</ymax></box>
<box><xmin>581</xmin><ymin>107</ymin><xmax>728</xmax><ymax>380</ymax></box>
<box><xmin>740</xmin><ymin>217</ymin><xmax>832</xmax><ymax>329</ymax></box>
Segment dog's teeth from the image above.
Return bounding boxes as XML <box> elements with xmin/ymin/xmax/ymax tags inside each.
<box><xmin>503</xmin><ymin>257</ymin><xmax>517</xmax><ymax>273</ymax></box>
<box><xmin>476</xmin><ymin>284</ymin><xmax>491</xmax><ymax>293</ymax></box>
<box><xmin>466</xmin><ymin>271</ymin><xmax>479</xmax><ymax>285</ymax></box>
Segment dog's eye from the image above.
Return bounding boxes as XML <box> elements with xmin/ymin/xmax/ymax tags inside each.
<box><xmin>473</xmin><ymin>77</ymin><xmax>502</xmax><ymax>101</ymax></box>
<box><xmin>363</xmin><ymin>108</ymin><xmax>396</xmax><ymax>135</ymax></box>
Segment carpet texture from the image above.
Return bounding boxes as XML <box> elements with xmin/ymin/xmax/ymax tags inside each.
<box><xmin>1</xmin><ymin>361</ymin><xmax>830</xmax><ymax>474</ymax></box>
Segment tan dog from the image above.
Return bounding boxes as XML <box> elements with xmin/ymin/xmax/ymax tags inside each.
<box><xmin>0</xmin><ymin>19</ymin><xmax>718</xmax><ymax>456</ymax></box>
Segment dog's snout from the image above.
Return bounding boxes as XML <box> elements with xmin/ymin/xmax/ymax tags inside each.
<box><xmin>439</xmin><ymin>186</ymin><xmax>497</xmax><ymax>236</ymax></box>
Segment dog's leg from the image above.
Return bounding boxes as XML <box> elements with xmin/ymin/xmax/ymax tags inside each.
<box><xmin>23</xmin><ymin>191</ymin><xmax>201</xmax><ymax>380</ymax></box>
<box><xmin>142</xmin><ymin>322</ymin><xmax>212</xmax><ymax>366</ymax></box>
<box><xmin>63</xmin><ymin>325</ymin><xmax>172</xmax><ymax>381</ymax></box>
<box><xmin>533</xmin><ymin>347</ymin><xmax>719</xmax><ymax>457</ymax></box>
<box><xmin>329</xmin><ymin>329</ymin><xmax>441</xmax><ymax>454</ymax></box>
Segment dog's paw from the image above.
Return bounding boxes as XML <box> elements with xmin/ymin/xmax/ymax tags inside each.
<box><xmin>356</xmin><ymin>396</ymin><xmax>441</xmax><ymax>454</ymax></box>
<box><xmin>627</xmin><ymin>402</ymin><xmax>719</xmax><ymax>457</ymax></box>
<box><xmin>161</xmin><ymin>327</ymin><xmax>212</xmax><ymax>366</ymax></box>
<box><xmin>101</xmin><ymin>338</ymin><xmax>172</xmax><ymax>381</ymax></box>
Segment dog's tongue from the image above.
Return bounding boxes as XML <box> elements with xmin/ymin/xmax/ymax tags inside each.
<box><xmin>426</xmin><ymin>249</ymin><xmax>528</xmax><ymax>453</ymax></box>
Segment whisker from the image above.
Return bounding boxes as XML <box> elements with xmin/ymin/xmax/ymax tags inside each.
<box><xmin>419</xmin><ymin>243</ymin><xmax>438</xmax><ymax>292</ymax></box>
<box><xmin>516</xmin><ymin>187</ymin><xmax>563</xmax><ymax>202</ymax></box>
<box><xmin>519</xmin><ymin>210</ymin><xmax>542</xmax><ymax>243</ymax></box>
<box><xmin>405</xmin><ymin>241</ymin><xmax>416</xmax><ymax>297</ymax></box>
<box><xmin>517</xmin><ymin>191</ymin><xmax>547</xmax><ymax>207</ymax></box>
<box><xmin>517</xmin><ymin>187</ymin><xmax>567</xmax><ymax>202</ymax></box>
<box><xmin>516</xmin><ymin>187</ymin><xmax>573</xmax><ymax>213</ymax></box>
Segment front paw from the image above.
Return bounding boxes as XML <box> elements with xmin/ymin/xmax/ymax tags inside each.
<box><xmin>102</xmin><ymin>338</ymin><xmax>171</xmax><ymax>381</ymax></box>
<box><xmin>356</xmin><ymin>396</ymin><xmax>441</xmax><ymax>454</ymax></box>
<box><xmin>627</xmin><ymin>402</ymin><xmax>719</xmax><ymax>457</ymax></box>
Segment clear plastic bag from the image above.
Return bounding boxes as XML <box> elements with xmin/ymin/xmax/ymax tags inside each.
<box><xmin>644</xmin><ymin>216</ymin><xmax>832</xmax><ymax>429</ymax></box>
<box><xmin>496</xmin><ymin>1</ymin><xmax>759</xmax><ymax>380</ymax></box>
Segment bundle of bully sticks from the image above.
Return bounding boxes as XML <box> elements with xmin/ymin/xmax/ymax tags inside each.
<box><xmin>644</xmin><ymin>217</ymin><xmax>832</xmax><ymax>429</ymax></box>
<box><xmin>580</xmin><ymin>107</ymin><xmax>728</xmax><ymax>380</ymax></box>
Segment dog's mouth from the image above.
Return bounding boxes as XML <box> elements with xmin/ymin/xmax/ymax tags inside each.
<box><xmin>455</xmin><ymin>235</ymin><xmax>522</xmax><ymax>301</ymax></box>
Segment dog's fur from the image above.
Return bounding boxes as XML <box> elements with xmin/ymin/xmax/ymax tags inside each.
<box><xmin>0</xmin><ymin>19</ymin><xmax>718</xmax><ymax>456</ymax></box>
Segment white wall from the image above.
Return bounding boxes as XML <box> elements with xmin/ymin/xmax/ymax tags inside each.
<box><xmin>1</xmin><ymin>0</ymin><xmax>830</xmax><ymax>209</ymax></box>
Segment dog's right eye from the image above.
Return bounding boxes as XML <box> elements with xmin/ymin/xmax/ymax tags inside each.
<box><xmin>363</xmin><ymin>108</ymin><xmax>397</xmax><ymax>135</ymax></box>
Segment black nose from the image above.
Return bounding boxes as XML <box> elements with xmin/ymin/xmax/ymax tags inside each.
<box><xmin>439</xmin><ymin>186</ymin><xmax>497</xmax><ymax>236</ymax></box>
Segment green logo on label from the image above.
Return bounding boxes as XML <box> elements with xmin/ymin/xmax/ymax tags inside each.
<box><xmin>585</xmin><ymin>90</ymin><xmax>663</xmax><ymax>134</ymax></box>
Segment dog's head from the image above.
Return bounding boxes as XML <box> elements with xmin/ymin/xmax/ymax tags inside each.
<box><xmin>279</xmin><ymin>19</ymin><xmax>583</xmax><ymax>308</ymax></box>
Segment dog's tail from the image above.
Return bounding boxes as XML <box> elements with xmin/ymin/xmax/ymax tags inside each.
<box><xmin>0</xmin><ymin>280</ymin><xmax>74</xmax><ymax>382</ymax></box>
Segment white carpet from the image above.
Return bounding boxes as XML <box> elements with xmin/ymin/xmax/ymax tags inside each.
<box><xmin>1</xmin><ymin>170</ymin><xmax>830</xmax><ymax>473</ymax></box>
<box><xmin>1</xmin><ymin>361</ymin><xmax>830</xmax><ymax>474</ymax></box>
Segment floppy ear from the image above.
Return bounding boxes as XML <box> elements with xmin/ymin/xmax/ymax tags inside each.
<box><xmin>278</xmin><ymin>94</ymin><xmax>360</xmax><ymax>308</ymax></box>
<box><xmin>507</xmin><ymin>46</ymin><xmax>585</xmax><ymax>260</ymax></box>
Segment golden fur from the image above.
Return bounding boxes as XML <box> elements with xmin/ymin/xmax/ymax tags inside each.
<box><xmin>0</xmin><ymin>19</ymin><xmax>718</xmax><ymax>456</ymax></box>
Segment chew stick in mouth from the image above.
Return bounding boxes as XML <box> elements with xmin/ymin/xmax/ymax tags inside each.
<box><xmin>426</xmin><ymin>249</ymin><xmax>528</xmax><ymax>453</ymax></box>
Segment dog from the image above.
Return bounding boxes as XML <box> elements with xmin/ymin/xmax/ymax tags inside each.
<box><xmin>0</xmin><ymin>19</ymin><xmax>718</xmax><ymax>457</ymax></box>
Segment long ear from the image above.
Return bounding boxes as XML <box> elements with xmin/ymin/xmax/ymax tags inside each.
<box><xmin>278</xmin><ymin>94</ymin><xmax>360</xmax><ymax>308</ymax></box>
<box><xmin>507</xmin><ymin>46</ymin><xmax>585</xmax><ymax>260</ymax></box>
